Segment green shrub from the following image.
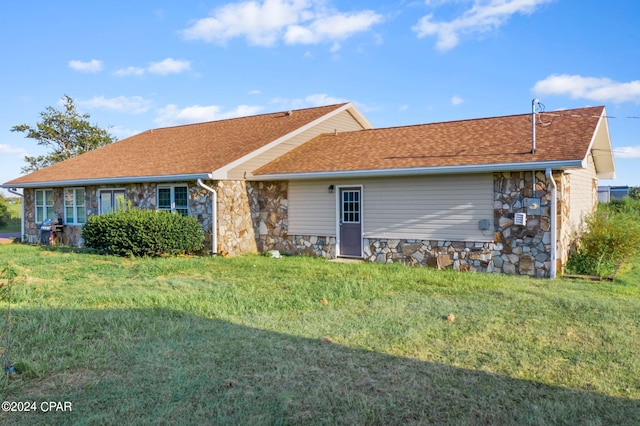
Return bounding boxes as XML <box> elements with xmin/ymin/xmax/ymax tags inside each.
<box><xmin>566</xmin><ymin>201</ymin><xmax>640</xmax><ymax>278</ymax></box>
<box><xmin>83</xmin><ymin>209</ymin><xmax>204</xmax><ymax>257</ymax></box>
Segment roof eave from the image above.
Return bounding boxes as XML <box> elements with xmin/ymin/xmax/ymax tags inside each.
<box><xmin>1</xmin><ymin>173</ymin><xmax>214</xmax><ymax>189</ymax></box>
<box><xmin>251</xmin><ymin>160</ymin><xmax>585</xmax><ymax>180</ymax></box>
<box><xmin>586</xmin><ymin>107</ymin><xmax>616</xmax><ymax>179</ymax></box>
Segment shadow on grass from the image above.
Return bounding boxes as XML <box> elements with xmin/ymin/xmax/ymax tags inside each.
<box><xmin>1</xmin><ymin>308</ymin><xmax>638</xmax><ymax>425</ymax></box>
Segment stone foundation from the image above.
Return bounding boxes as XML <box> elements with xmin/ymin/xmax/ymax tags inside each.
<box><xmin>363</xmin><ymin>238</ymin><xmax>498</xmax><ymax>271</ymax></box>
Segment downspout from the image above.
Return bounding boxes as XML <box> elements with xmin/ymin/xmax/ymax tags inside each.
<box><xmin>197</xmin><ymin>179</ymin><xmax>217</xmax><ymax>255</ymax></box>
<box><xmin>545</xmin><ymin>168</ymin><xmax>557</xmax><ymax>278</ymax></box>
<box><xmin>7</xmin><ymin>188</ymin><xmax>24</xmax><ymax>242</ymax></box>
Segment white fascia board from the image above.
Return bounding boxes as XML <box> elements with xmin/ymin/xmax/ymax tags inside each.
<box><xmin>1</xmin><ymin>173</ymin><xmax>213</xmax><ymax>189</ymax></box>
<box><xmin>596</xmin><ymin>171</ymin><xmax>616</xmax><ymax>179</ymax></box>
<box><xmin>588</xmin><ymin>108</ymin><xmax>616</xmax><ymax>177</ymax></box>
<box><xmin>251</xmin><ymin>160</ymin><xmax>585</xmax><ymax>181</ymax></box>
<box><xmin>210</xmin><ymin>103</ymin><xmax>363</xmax><ymax>180</ymax></box>
<box><xmin>347</xmin><ymin>104</ymin><xmax>374</xmax><ymax>129</ymax></box>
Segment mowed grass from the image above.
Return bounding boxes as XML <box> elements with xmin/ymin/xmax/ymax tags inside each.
<box><xmin>0</xmin><ymin>244</ymin><xmax>639</xmax><ymax>425</ymax></box>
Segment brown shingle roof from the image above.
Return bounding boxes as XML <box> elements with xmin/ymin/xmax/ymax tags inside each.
<box><xmin>254</xmin><ymin>106</ymin><xmax>605</xmax><ymax>176</ymax></box>
<box><xmin>5</xmin><ymin>103</ymin><xmax>348</xmax><ymax>186</ymax></box>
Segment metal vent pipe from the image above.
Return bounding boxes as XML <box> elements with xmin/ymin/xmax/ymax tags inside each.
<box><xmin>531</xmin><ymin>98</ymin><xmax>539</xmax><ymax>154</ymax></box>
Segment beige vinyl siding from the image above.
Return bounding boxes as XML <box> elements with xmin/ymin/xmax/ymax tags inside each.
<box><xmin>363</xmin><ymin>174</ymin><xmax>493</xmax><ymax>241</ymax></box>
<box><xmin>228</xmin><ymin>110</ymin><xmax>366</xmax><ymax>180</ymax></box>
<box><xmin>288</xmin><ymin>174</ymin><xmax>494</xmax><ymax>241</ymax></box>
<box><xmin>289</xmin><ymin>179</ymin><xmax>337</xmax><ymax>236</ymax></box>
<box><xmin>566</xmin><ymin>153</ymin><xmax>598</xmax><ymax>233</ymax></box>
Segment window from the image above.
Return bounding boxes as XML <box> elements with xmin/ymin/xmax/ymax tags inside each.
<box><xmin>342</xmin><ymin>189</ymin><xmax>360</xmax><ymax>223</ymax></box>
<box><xmin>158</xmin><ymin>186</ymin><xmax>189</xmax><ymax>216</ymax></box>
<box><xmin>64</xmin><ymin>188</ymin><xmax>86</xmax><ymax>224</ymax></box>
<box><xmin>99</xmin><ymin>189</ymin><xmax>126</xmax><ymax>214</ymax></box>
<box><xmin>35</xmin><ymin>189</ymin><xmax>54</xmax><ymax>223</ymax></box>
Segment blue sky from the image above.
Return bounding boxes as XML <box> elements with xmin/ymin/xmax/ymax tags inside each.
<box><xmin>2</xmin><ymin>0</ymin><xmax>639</xmax><ymax>193</ymax></box>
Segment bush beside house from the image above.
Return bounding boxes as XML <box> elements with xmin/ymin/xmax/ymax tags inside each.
<box><xmin>83</xmin><ymin>209</ymin><xmax>204</xmax><ymax>257</ymax></box>
<box><xmin>566</xmin><ymin>198</ymin><xmax>640</xmax><ymax>278</ymax></box>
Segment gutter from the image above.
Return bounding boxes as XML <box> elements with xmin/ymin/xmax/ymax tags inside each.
<box><xmin>197</xmin><ymin>179</ymin><xmax>218</xmax><ymax>255</ymax></box>
<box><xmin>2</xmin><ymin>173</ymin><xmax>212</xmax><ymax>189</ymax></box>
<box><xmin>7</xmin><ymin>188</ymin><xmax>24</xmax><ymax>242</ymax></box>
<box><xmin>253</xmin><ymin>159</ymin><xmax>585</xmax><ymax>181</ymax></box>
<box><xmin>546</xmin><ymin>168</ymin><xmax>557</xmax><ymax>278</ymax></box>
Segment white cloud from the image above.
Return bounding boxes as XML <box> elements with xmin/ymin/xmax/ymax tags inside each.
<box><xmin>148</xmin><ymin>58</ymin><xmax>192</xmax><ymax>75</ymax></box>
<box><xmin>113</xmin><ymin>66</ymin><xmax>145</xmax><ymax>77</ymax></box>
<box><xmin>154</xmin><ymin>104</ymin><xmax>264</xmax><ymax>126</ymax></box>
<box><xmin>614</xmin><ymin>146</ymin><xmax>640</xmax><ymax>159</ymax></box>
<box><xmin>284</xmin><ymin>10</ymin><xmax>383</xmax><ymax>45</ymax></box>
<box><xmin>79</xmin><ymin>96</ymin><xmax>153</xmax><ymax>114</ymax></box>
<box><xmin>0</xmin><ymin>144</ymin><xmax>27</xmax><ymax>158</ymax></box>
<box><xmin>271</xmin><ymin>93</ymin><xmax>348</xmax><ymax>109</ymax></box>
<box><xmin>532</xmin><ymin>74</ymin><xmax>640</xmax><ymax>104</ymax></box>
<box><xmin>413</xmin><ymin>0</ymin><xmax>553</xmax><ymax>51</ymax></box>
<box><xmin>249</xmin><ymin>89</ymin><xmax>261</xmax><ymax>95</ymax></box>
<box><xmin>68</xmin><ymin>59</ymin><xmax>104</xmax><ymax>73</ymax></box>
<box><xmin>113</xmin><ymin>58</ymin><xmax>191</xmax><ymax>77</ymax></box>
<box><xmin>182</xmin><ymin>0</ymin><xmax>382</xmax><ymax>47</ymax></box>
<box><xmin>451</xmin><ymin>95</ymin><xmax>464</xmax><ymax>105</ymax></box>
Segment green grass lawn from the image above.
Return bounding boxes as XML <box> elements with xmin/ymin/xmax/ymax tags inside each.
<box><xmin>0</xmin><ymin>244</ymin><xmax>639</xmax><ymax>425</ymax></box>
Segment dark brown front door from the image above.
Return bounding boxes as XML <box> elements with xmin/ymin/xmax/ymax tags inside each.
<box><xmin>339</xmin><ymin>187</ymin><xmax>362</xmax><ymax>257</ymax></box>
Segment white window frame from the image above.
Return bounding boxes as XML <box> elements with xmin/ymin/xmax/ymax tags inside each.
<box><xmin>64</xmin><ymin>187</ymin><xmax>87</xmax><ymax>225</ymax></box>
<box><xmin>157</xmin><ymin>185</ymin><xmax>189</xmax><ymax>216</ymax></box>
<box><xmin>35</xmin><ymin>189</ymin><xmax>54</xmax><ymax>224</ymax></box>
<box><xmin>98</xmin><ymin>189</ymin><xmax>127</xmax><ymax>214</ymax></box>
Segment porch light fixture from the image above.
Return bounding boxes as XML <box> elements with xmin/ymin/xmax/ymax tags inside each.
<box><xmin>328</xmin><ymin>185</ymin><xmax>335</xmax><ymax>194</ymax></box>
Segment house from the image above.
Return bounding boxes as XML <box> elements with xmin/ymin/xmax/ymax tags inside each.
<box><xmin>597</xmin><ymin>185</ymin><xmax>629</xmax><ymax>202</ymax></box>
<box><xmin>2</xmin><ymin>103</ymin><xmax>370</xmax><ymax>250</ymax></box>
<box><xmin>2</xmin><ymin>103</ymin><xmax>615</xmax><ymax>278</ymax></box>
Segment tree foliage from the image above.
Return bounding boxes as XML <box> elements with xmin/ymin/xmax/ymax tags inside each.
<box><xmin>11</xmin><ymin>95</ymin><xmax>117</xmax><ymax>173</ymax></box>
<box><xmin>0</xmin><ymin>197</ymin><xmax>8</xmax><ymax>229</ymax></box>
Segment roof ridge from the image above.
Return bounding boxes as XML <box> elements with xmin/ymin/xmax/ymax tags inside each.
<box><xmin>142</xmin><ymin>102</ymin><xmax>350</xmax><ymax>133</ymax></box>
<box><xmin>346</xmin><ymin>105</ymin><xmax>605</xmax><ymax>133</ymax></box>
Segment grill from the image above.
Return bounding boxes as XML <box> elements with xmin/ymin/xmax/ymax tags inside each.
<box><xmin>39</xmin><ymin>218</ymin><xmax>64</xmax><ymax>244</ymax></box>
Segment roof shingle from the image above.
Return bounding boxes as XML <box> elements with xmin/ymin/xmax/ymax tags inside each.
<box><xmin>5</xmin><ymin>103</ymin><xmax>348</xmax><ymax>185</ymax></box>
<box><xmin>254</xmin><ymin>106</ymin><xmax>605</xmax><ymax>176</ymax></box>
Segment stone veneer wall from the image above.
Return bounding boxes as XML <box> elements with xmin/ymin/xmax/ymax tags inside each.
<box><xmin>22</xmin><ymin>181</ymin><xmax>239</xmax><ymax>252</ymax></box>
<box><xmin>251</xmin><ymin>172</ymin><xmax>572</xmax><ymax>278</ymax></box>
<box><xmin>216</xmin><ymin>180</ymin><xmax>257</xmax><ymax>255</ymax></box>
<box><xmin>248</xmin><ymin>181</ymin><xmax>336</xmax><ymax>258</ymax></box>
<box><xmin>23</xmin><ymin>188</ymin><xmax>65</xmax><ymax>244</ymax></box>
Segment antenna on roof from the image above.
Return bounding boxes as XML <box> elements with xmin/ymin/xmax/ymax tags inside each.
<box><xmin>531</xmin><ymin>99</ymin><xmax>540</xmax><ymax>154</ymax></box>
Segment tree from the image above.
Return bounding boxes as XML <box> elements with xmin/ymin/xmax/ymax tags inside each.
<box><xmin>629</xmin><ymin>186</ymin><xmax>640</xmax><ymax>200</ymax></box>
<box><xmin>0</xmin><ymin>196</ymin><xmax>8</xmax><ymax>229</ymax></box>
<box><xmin>11</xmin><ymin>95</ymin><xmax>117</xmax><ymax>173</ymax></box>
